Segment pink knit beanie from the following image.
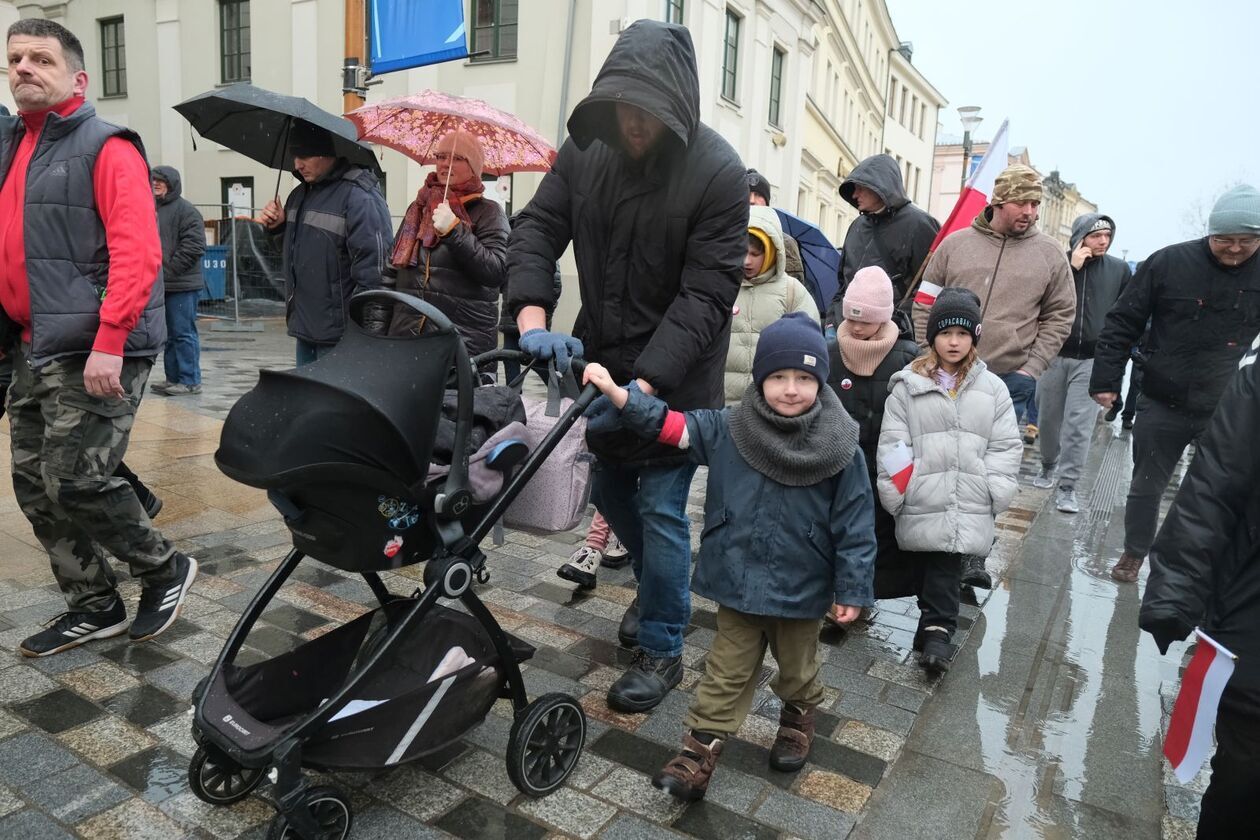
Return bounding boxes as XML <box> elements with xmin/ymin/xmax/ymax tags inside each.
<box><xmin>841</xmin><ymin>266</ymin><xmax>894</xmax><ymax>324</ymax></box>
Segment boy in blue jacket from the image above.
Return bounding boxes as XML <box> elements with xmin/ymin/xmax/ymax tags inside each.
<box><xmin>582</xmin><ymin>312</ymin><xmax>876</xmax><ymax>800</ymax></box>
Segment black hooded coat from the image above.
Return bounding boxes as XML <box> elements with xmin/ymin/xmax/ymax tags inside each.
<box><xmin>1058</xmin><ymin>213</ymin><xmax>1130</xmax><ymax>359</ymax></box>
<box><xmin>827</xmin><ymin>154</ymin><xmax>939</xmax><ymax>324</ymax></box>
<box><xmin>506</xmin><ymin>20</ymin><xmax>748</xmax><ymax>465</ymax></box>
<box><xmin>1141</xmin><ymin>355</ymin><xmax>1260</xmax><ymax>704</ymax></box>
<box><xmin>152</xmin><ymin>165</ymin><xmax>206</xmax><ymax>294</ymax></box>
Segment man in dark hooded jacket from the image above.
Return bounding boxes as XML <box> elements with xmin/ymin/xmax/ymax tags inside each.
<box><xmin>1032</xmin><ymin>213</ymin><xmax>1130</xmax><ymax>512</ymax></box>
<box><xmin>149</xmin><ymin>166</ymin><xmax>205</xmax><ymax>395</ymax></box>
<box><xmin>1140</xmin><ymin>350</ymin><xmax>1260</xmax><ymax>836</ymax></box>
<box><xmin>826</xmin><ymin>153</ymin><xmax>939</xmax><ymax>326</ymax></box>
<box><xmin>507</xmin><ymin>20</ymin><xmax>747</xmax><ymax>713</ymax></box>
<box><xmin>259</xmin><ymin>122</ymin><xmax>392</xmax><ymax>365</ymax></box>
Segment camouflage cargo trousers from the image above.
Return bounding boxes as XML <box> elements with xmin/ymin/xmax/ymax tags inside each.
<box><xmin>8</xmin><ymin>345</ymin><xmax>176</xmax><ymax>611</ymax></box>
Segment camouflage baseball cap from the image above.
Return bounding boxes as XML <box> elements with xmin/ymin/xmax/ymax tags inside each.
<box><xmin>991</xmin><ymin>164</ymin><xmax>1042</xmax><ymax>205</ymax></box>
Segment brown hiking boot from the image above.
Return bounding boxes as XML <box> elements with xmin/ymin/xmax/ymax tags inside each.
<box><xmin>1110</xmin><ymin>552</ymin><xmax>1145</xmax><ymax>583</ymax></box>
<box><xmin>652</xmin><ymin>732</ymin><xmax>723</xmax><ymax>801</ymax></box>
<box><xmin>769</xmin><ymin>703</ymin><xmax>815</xmax><ymax>772</ymax></box>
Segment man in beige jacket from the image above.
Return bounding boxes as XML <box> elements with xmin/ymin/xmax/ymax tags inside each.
<box><xmin>913</xmin><ymin>164</ymin><xmax>1075</xmax><ymax>587</ymax></box>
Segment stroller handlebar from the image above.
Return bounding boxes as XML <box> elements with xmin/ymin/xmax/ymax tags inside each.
<box><xmin>348</xmin><ymin>289</ymin><xmax>457</xmax><ymax>334</ymax></box>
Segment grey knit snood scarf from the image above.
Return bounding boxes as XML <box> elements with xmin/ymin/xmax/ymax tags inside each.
<box><xmin>728</xmin><ymin>383</ymin><xmax>859</xmax><ymax>486</ymax></box>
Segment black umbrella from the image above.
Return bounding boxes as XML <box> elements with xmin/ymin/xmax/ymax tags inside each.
<box><xmin>174</xmin><ymin>83</ymin><xmax>381</xmax><ymax>197</ymax></box>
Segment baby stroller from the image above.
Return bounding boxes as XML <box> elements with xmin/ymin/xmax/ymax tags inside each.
<box><xmin>188</xmin><ymin>291</ymin><xmax>597</xmax><ymax>839</ymax></box>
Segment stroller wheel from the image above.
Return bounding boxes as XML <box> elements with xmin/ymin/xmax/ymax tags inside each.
<box><xmin>507</xmin><ymin>693</ymin><xmax>587</xmax><ymax>797</ymax></box>
<box><xmin>266</xmin><ymin>785</ymin><xmax>353</xmax><ymax>840</ymax></box>
<box><xmin>188</xmin><ymin>745</ymin><xmax>266</xmax><ymax>806</ymax></box>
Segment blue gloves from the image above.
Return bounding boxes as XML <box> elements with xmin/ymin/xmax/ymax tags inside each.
<box><xmin>518</xmin><ymin>328</ymin><xmax>583</xmax><ymax>373</ymax></box>
<box><xmin>585</xmin><ymin>381</ymin><xmax>640</xmax><ymax>435</ymax></box>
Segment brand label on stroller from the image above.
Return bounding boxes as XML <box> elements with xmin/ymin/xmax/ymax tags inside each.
<box><xmin>222</xmin><ymin>714</ymin><xmax>252</xmax><ymax>736</ymax></box>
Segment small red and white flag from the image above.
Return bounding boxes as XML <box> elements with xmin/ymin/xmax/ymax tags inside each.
<box><xmin>914</xmin><ymin>281</ymin><xmax>943</xmax><ymax>308</ymax></box>
<box><xmin>1164</xmin><ymin>628</ymin><xmax>1237</xmax><ymax>783</ymax></box>
<box><xmin>928</xmin><ymin>119</ymin><xmax>1011</xmax><ymax>253</ymax></box>
<box><xmin>880</xmin><ymin>440</ymin><xmax>914</xmax><ymax>494</ymax></box>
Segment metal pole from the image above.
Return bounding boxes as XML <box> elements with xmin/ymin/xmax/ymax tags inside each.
<box><xmin>343</xmin><ymin>0</ymin><xmax>366</xmax><ymax>113</ymax></box>
<box><xmin>960</xmin><ymin>131</ymin><xmax>971</xmax><ymax>192</ymax></box>
<box><xmin>229</xmin><ymin>205</ymin><xmax>240</xmax><ymax>324</ymax></box>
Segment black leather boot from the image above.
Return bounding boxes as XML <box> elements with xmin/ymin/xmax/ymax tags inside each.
<box><xmin>617</xmin><ymin>597</ymin><xmax>639</xmax><ymax>648</ymax></box>
<box><xmin>960</xmin><ymin>555</ymin><xmax>992</xmax><ymax>589</ymax></box>
<box><xmin>607</xmin><ymin>649</ymin><xmax>682</xmax><ymax>712</ymax></box>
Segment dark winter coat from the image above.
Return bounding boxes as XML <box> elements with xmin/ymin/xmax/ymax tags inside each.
<box><xmin>152</xmin><ymin>166</ymin><xmax>205</xmax><ymax>295</ymax></box>
<box><xmin>1058</xmin><ymin>214</ymin><xmax>1130</xmax><ymax>359</ymax></box>
<box><xmin>827</xmin><ymin>154</ymin><xmax>939</xmax><ymax>324</ymax></box>
<box><xmin>388</xmin><ymin>197</ymin><xmax>508</xmax><ymax>355</ymax></box>
<box><xmin>620</xmin><ymin>388</ymin><xmax>876</xmax><ymax>617</ymax></box>
<box><xmin>827</xmin><ymin>312</ymin><xmax>920</xmax><ymax>479</ymax></box>
<box><xmin>274</xmin><ymin>161</ymin><xmax>393</xmax><ymax>346</ymax></box>
<box><xmin>1090</xmin><ymin>238</ymin><xmax>1260</xmax><ymax>416</ymax></box>
<box><xmin>505</xmin><ymin>20</ymin><xmax>748</xmax><ymax>465</ymax></box>
<box><xmin>1142</xmin><ymin>356</ymin><xmax>1260</xmax><ymax>703</ymax></box>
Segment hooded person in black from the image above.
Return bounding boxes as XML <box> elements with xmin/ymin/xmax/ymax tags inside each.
<box><xmin>507</xmin><ymin>20</ymin><xmax>747</xmax><ymax>713</ymax></box>
<box><xmin>825</xmin><ymin>153</ymin><xmax>939</xmax><ymax>327</ymax></box>
<box><xmin>149</xmin><ymin>165</ymin><xmax>205</xmax><ymax>395</ymax></box>
<box><xmin>1140</xmin><ymin>352</ymin><xmax>1260</xmax><ymax>835</ymax></box>
<box><xmin>1032</xmin><ymin>213</ymin><xmax>1130</xmax><ymax>512</ymax></box>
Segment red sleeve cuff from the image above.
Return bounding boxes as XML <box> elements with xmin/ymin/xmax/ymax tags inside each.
<box><xmin>658</xmin><ymin>410</ymin><xmax>688</xmax><ymax>448</ymax></box>
<box><xmin>91</xmin><ymin>323</ymin><xmax>130</xmax><ymax>356</ymax></box>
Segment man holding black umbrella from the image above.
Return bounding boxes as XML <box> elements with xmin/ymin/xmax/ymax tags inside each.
<box><xmin>0</xmin><ymin>19</ymin><xmax>196</xmax><ymax>656</ymax></box>
<box><xmin>258</xmin><ymin>122</ymin><xmax>392</xmax><ymax>364</ymax></box>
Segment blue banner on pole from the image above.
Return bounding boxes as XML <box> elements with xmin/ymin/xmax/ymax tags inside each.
<box><xmin>369</xmin><ymin>0</ymin><xmax>468</xmax><ymax>75</ymax></box>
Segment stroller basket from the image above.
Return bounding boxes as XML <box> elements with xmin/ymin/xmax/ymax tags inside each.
<box><xmin>200</xmin><ymin>599</ymin><xmax>535</xmax><ymax>769</ymax></box>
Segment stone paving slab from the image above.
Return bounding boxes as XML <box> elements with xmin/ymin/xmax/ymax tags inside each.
<box><xmin>0</xmin><ymin>320</ymin><xmax>1055</xmax><ymax>838</ymax></box>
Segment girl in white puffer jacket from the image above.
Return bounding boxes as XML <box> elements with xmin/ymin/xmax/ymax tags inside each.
<box><xmin>876</xmin><ymin>288</ymin><xmax>1022</xmax><ymax>674</ymax></box>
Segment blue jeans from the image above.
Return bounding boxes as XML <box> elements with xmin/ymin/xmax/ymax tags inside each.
<box><xmin>998</xmin><ymin>371</ymin><xmax>1037</xmax><ymax>425</ymax></box>
<box><xmin>295</xmin><ymin>338</ymin><xmax>334</xmax><ymax>366</ymax></box>
<box><xmin>591</xmin><ymin>459</ymin><xmax>698</xmax><ymax>658</ymax></box>
<box><xmin>162</xmin><ymin>290</ymin><xmax>201</xmax><ymax>385</ymax></box>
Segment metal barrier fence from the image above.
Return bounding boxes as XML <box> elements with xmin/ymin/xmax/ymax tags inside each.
<box><xmin>190</xmin><ymin>203</ymin><xmax>406</xmax><ymax>331</ymax></box>
<box><xmin>191</xmin><ymin>203</ymin><xmax>285</xmax><ymax>331</ymax></box>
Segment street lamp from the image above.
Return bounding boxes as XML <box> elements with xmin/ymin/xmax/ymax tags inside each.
<box><xmin>958</xmin><ymin>105</ymin><xmax>983</xmax><ymax>190</ymax></box>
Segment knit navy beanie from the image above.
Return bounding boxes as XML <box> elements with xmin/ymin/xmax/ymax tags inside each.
<box><xmin>926</xmin><ymin>287</ymin><xmax>983</xmax><ymax>345</ymax></box>
<box><xmin>752</xmin><ymin>312</ymin><xmax>830</xmax><ymax>388</ymax></box>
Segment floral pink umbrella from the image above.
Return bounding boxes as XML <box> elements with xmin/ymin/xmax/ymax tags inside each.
<box><xmin>346</xmin><ymin>90</ymin><xmax>557</xmax><ymax>193</ymax></box>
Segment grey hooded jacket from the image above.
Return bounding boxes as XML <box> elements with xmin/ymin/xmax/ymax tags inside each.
<box><xmin>152</xmin><ymin>166</ymin><xmax>205</xmax><ymax>295</ymax></box>
<box><xmin>1059</xmin><ymin>213</ymin><xmax>1131</xmax><ymax>359</ymax></box>
<box><xmin>827</xmin><ymin>154</ymin><xmax>940</xmax><ymax>325</ymax></box>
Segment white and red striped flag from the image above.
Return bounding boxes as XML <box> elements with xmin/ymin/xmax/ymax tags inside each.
<box><xmin>880</xmin><ymin>440</ymin><xmax>914</xmax><ymax>494</ymax></box>
<box><xmin>1164</xmin><ymin>629</ymin><xmax>1237</xmax><ymax>783</ymax></box>
<box><xmin>929</xmin><ymin>119</ymin><xmax>1011</xmax><ymax>254</ymax></box>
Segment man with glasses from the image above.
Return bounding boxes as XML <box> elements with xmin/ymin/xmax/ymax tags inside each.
<box><xmin>1091</xmin><ymin>184</ymin><xmax>1260</xmax><ymax>582</ymax></box>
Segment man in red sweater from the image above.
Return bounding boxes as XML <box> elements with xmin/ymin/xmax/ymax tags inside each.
<box><xmin>0</xmin><ymin>19</ymin><xmax>196</xmax><ymax>657</ymax></box>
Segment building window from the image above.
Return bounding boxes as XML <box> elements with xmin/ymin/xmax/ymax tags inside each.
<box><xmin>99</xmin><ymin>17</ymin><xmax>125</xmax><ymax>97</ymax></box>
<box><xmin>768</xmin><ymin>47</ymin><xmax>785</xmax><ymax>127</ymax></box>
<box><xmin>219</xmin><ymin>0</ymin><xmax>250</xmax><ymax>83</ymax></box>
<box><xmin>919</xmin><ymin>103</ymin><xmax>928</xmax><ymax>140</ymax></box>
<box><xmin>472</xmin><ymin>0</ymin><xmax>518</xmax><ymax>61</ymax></box>
<box><xmin>721</xmin><ymin>9</ymin><xmax>740</xmax><ymax>103</ymax></box>
<box><xmin>665</xmin><ymin>0</ymin><xmax>684</xmax><ymax>24</ymax></box>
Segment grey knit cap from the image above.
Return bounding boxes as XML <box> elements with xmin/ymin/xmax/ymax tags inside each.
<box><xmin>1208</xmin><ymin>184</ymin><xmax>1260</xmax><ymax>236</ymax></box>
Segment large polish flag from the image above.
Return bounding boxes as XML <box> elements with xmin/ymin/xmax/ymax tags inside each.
<box><xmin>1164</xmin><ymin>629</ymin><xmax>1237</xmax><ymax>783</ymax></box>
<box><xmin>914</xmin><ymin>120</ymin><xmax>1011</xmax><ymax>309</ymax></box>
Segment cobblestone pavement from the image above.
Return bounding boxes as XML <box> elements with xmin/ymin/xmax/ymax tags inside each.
<box><xmin>0</xmin><ymin>319</ymin><xmax>1112</xmax><ymax>839</ymax></box>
